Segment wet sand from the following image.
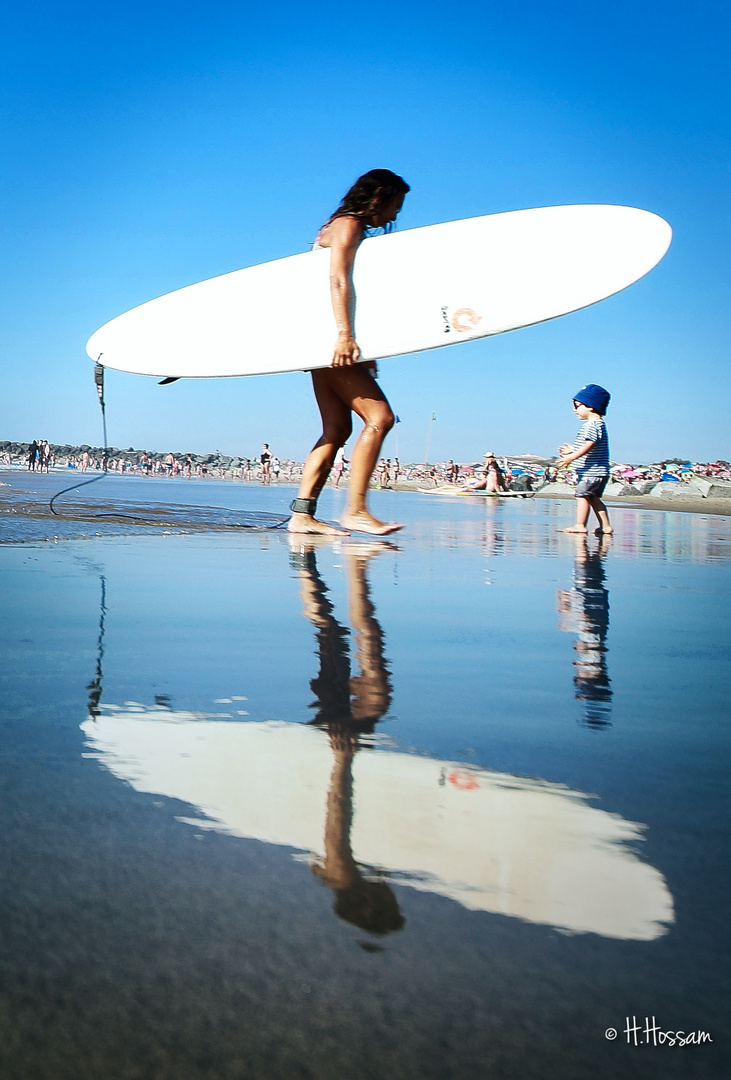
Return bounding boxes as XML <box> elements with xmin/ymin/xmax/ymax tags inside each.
<box><xmin>0</xmin><ymin>474</ymin><xmax>730</xmax><ymax>1079</ymax></box>
<box><xmin>540</xmin><ymin>490</ymin><xmax>731</xmax><ymax>517</ymax></box>
<box><xmin>3</xmin><ymin>468</ymin><xmax>730</xmax><ymax>546</ymax></box>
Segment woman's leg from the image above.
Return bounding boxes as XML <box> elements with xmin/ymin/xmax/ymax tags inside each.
<box><xmin>290</xmin><ymin>365</ymin><xmax>402</xmax><ymax>536</ymax></box>
<box><xmin>288</xmin><ymin>372</ymin><xmax>353</xmax><ymax>535</ymax></box>
<box><xmin>329</xmin><ymin>367</ymin><xmax>402</xmax><ymax>534</ymax></box>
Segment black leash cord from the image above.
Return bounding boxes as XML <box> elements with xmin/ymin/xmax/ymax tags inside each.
<box><xmin>49</xmin><ymin>361</ymin><xmax>288</xmax><ymax>529</ymax></box>
<box><xmin>49</xmin><ymin>361</ymin><xmax>109</xmax><ymax>515</ymax></box>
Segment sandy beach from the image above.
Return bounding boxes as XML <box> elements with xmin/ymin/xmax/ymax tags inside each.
<box><xmin>390</xmin><ymin>479</ymin><xmax>731</xmax><ymax>517</ymax></box>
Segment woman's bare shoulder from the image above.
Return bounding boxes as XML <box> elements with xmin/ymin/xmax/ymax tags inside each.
<box><xmin>317</xmin><ymin>215</ymin><xmax>364</xmax><ymax>248</ymax></box>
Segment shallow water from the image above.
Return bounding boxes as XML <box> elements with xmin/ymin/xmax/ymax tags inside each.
<box><xmin>1</xmin><ymin>477</ymin><xmax>729</xmax><ymax>1079</ymax></box>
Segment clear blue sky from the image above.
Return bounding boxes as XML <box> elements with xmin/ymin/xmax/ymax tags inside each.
<box><xmin>1</xmin><ymin>0</ymin><xmax>728</xmax><ymax>464</ymax></box>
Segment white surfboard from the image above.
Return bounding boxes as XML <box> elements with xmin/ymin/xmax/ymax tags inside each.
<box><xmin>86</xmin><ymin>204</ymin><xmax>671</xmax><ymax>380</ymax></box>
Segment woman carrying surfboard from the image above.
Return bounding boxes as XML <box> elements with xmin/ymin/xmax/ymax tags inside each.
<box><xmin>288</xmin><ymin>169</ymin><xmax>410</xmax><ymax>536</ymax></box>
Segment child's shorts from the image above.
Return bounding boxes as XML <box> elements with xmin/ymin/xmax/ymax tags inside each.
<box><xmin>575</xmin><ymin>475</ymin><xmax>608</xmax><ymax>498</ymax></box>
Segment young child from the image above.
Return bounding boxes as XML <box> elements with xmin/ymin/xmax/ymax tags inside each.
<box><xmin>558</xmin><ymin>384</ymin><xmax>613</xmax><ymax>535</ymax></box>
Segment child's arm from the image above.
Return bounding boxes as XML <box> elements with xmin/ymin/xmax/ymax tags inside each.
<box><xmin>558</xmin><ymin>439</ymin><xmax>596</xmax><ymax>465</ymax></box>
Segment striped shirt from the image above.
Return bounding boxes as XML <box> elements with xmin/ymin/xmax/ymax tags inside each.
<box><xmin>573</xmin><ymin>417</ymin><xmax>609</xmax><ymax>479</ymax></box>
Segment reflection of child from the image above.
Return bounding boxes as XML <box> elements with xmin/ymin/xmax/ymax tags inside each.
<box><xmin>558</xmin><ymin>384</ymin><xmax>613</xmax><ymax>535</ymax></box>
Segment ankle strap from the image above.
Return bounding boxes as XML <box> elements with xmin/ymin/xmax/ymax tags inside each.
<box><xmin>290</xmin><ymin>497</ymin><xmax>317</xmax><ymax>516</ymax></box>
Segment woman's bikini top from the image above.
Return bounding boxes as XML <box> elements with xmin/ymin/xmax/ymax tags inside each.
<box><xmin>312</xmin><ymin>216</ymin><xmax>367</xmax><ymax>250</ymax></box>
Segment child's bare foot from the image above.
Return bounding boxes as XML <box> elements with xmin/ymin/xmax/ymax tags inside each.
<box><xmin>594</xmin><ymin>527</ymin><xmax>614</xmax><ymax>535</ymax></box>
<box><xmin>340</xmin><ymin>510</ymin><xmax>404</xmax><ymax>535</ymax></box>
<box><xmin>288</xmin><ymin>513</ymin><xmax>349</xmax><ymax>536</ymax></box>
<box><xmin>559</xmin><ymin>525</ymin><xmax>588</xmax><ymax>534</ymax></box>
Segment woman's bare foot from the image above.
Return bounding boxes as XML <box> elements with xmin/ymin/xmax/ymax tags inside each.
<box><xmin>559</xmin><ymin>525</ymin><xmax>588</xmax><ymax>533</ymax></box>
<box><xmin>288</xmin><ymin>512</ymin><xmax>349</xmax><ymax>536</ymax></box>
<box><xmin>594</xmin><ymin>527</ymin><xmax>614</xmax><ymax>535</ymax></box>
<box><xmin>340</xmin><ymin>510</ymin><xmax>404</xmax><ymax>535</ymax></box>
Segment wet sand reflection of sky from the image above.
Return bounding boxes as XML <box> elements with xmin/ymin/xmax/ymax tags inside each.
<box><xmin>82</xmin><ymin>541</ymin><xmax>673</xmax><ymax>942</ymax></box>
<box><xmin>2</xmin><ymin>491</ymin><xmax>730</xmax><ymax>1080</ymax></box>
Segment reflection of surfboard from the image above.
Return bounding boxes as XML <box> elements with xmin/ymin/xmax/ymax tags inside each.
<box><xmin>86</xmin><ymin>205</ymin><xmax>671</xmax><ymax>379</ymax></box>
<box><xmin>82</xmin><ymin>707</ymin><xmax>674</xmax><ymax>940</ymax></box>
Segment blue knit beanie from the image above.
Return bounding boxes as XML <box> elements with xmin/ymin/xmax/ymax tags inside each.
<box><xmin>573</xmin><ymin>384</ymin><xmax>610</xmax><ymax>415</ymax></box>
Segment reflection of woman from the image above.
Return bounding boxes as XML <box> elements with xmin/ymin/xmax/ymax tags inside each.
<box><xmin>291</xmin><ymin>539</ymin><xmax>404</xmax><ymax>936</ymax></box>
<box><xmin>293</xmin><ymin>541</ymin><xmax>392</xmax><ymax>740</ymax></box>
<box><xmin>288</xmin><ymin>169</ymin><xmax>410</xmax><ymax>538</ymax></box>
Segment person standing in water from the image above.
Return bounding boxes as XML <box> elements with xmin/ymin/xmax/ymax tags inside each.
<box><xmin>558</xmin><ymin>384</ymin><xmax>613</xmax><ymax>535</ymax></box>
<box><xmin>260</xmin><ymin>443</ymin><xmax>273</xmax><ymax>484</ymax></box>
<box><xmin>332</xmin><ymin>445</ymin><xmax>346</xmax><ymax>487</ymax></box>
<box><xmin>288</xmin><ymin>169</ymin><xmax>410</xmax><ymax>536</ymax></box>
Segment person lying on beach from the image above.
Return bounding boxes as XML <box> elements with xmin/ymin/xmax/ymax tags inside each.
<box><xmin>288</xmin><ymin>169</ymin><xmax>410</xmax><ymax>536</ymax></box>
<box><xmin>461</xmin><ymin>452</ymin><xmax>508</xmax><ymax>493</ymax></box>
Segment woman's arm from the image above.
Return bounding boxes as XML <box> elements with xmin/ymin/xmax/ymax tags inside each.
<box><xmin>326</xmin><ymin>216</ymin><xmax>364</xmax><ymax>367</ymax></box>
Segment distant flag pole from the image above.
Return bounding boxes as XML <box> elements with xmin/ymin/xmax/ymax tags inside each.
<box><xmin>424</xmin><ymin>413</ymin><xmax>437</xmax><ymax>465</ymax></box>
<box><xmin>394</xmin><ymin>415</ymin><xmax>401</xmax><ymax>459</ymax></box>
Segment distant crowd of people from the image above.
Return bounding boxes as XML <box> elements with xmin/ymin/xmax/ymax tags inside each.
<box><xmin>5</xmin><ymin>440</ymin><xmax>729</xmax><ymax>493</ymax></box>
<box><xmin>86</xmin><ymin>448</ymin><xmax>299</xmax><ymax>483</ymax></box>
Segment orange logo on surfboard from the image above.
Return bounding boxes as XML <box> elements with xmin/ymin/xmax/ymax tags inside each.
<box><xmin>447</xmin><ymin>769</ymin><xmax>480</xmax><ymax>791</ymax></box>
<box><xmin>451</xmin><ymin>308</ymin><xmax>482</xmax><ymax>332</ymax></box>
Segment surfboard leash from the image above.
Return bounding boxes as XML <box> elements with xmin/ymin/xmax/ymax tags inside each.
<box><xmin>49</xmin><ymin>360</ymin><xmax>290</xmax><ymax>529</ymax></box>
<box><xmin>49</xmin><ymin>360</ymin><xmax>110</xmax><ymax>515</ymax></box>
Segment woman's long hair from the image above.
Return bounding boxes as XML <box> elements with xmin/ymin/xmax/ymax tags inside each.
<box><xmin>327</xmin><ymin>169</ymin><xmax>410</xmax><ymax>232</ymax></box>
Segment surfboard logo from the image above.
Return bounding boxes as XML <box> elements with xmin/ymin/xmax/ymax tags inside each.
<box><xmin>447</xmin><ymin>769</ymin><xmax>480</xmax><ymax>791</ymax></box>
<box><xmin>441</xmin><ymin>306</ymin><xmax>482</xmax><ymax>334</ymax></box>
<box><xmin>451</xmin><ymin>308</ymin><xmax>482</xmax><ymax>333</ymax></box>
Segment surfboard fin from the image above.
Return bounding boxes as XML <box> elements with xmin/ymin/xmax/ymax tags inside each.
<box><xmin>158</xmin><ymin>377</ymin><xmax>180</xmax><ymax>385</ymax></box>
